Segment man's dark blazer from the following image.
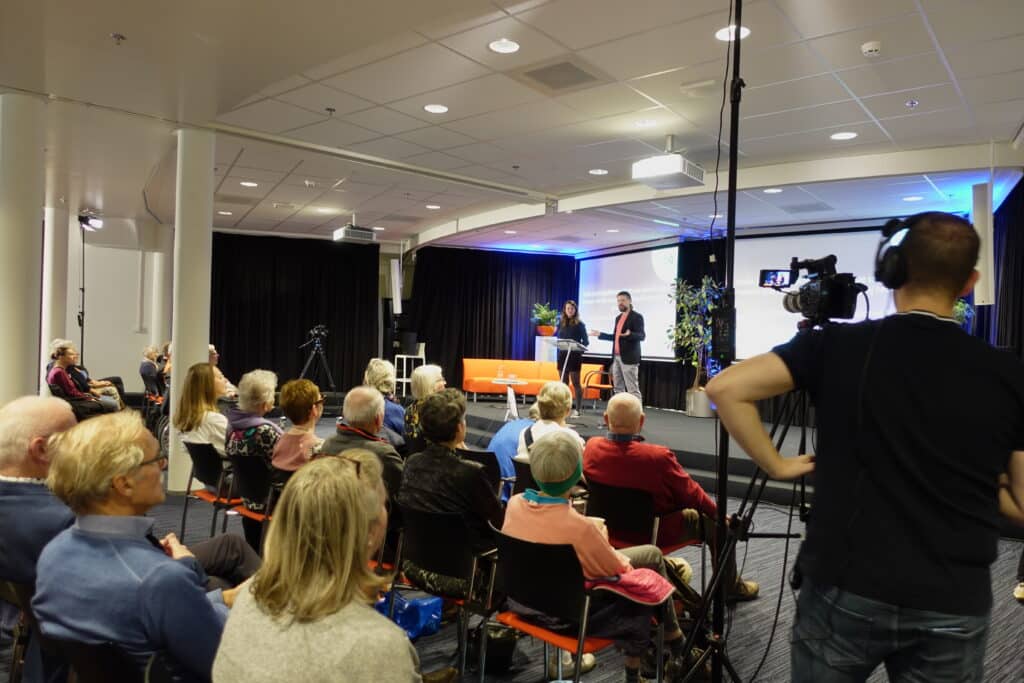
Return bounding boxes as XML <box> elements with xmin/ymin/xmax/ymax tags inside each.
<box><xmin>598</xmin><ymin>309</ymin><xmax>645</xmax><ymax>365</ymax></box>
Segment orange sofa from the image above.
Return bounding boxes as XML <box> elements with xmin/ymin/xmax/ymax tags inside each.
<box><xmin>462</xmin><ymin>359</ymin><xmax>605</xmax><ymax>401</ymax></box>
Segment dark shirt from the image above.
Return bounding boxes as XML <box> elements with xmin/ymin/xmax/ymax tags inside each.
<box><xmin>0</xmin><ymin>478</ymin><xmax>75</xmax><ymax>584</ymax></box>
<box><xmin>140</xmin><ymin>360</ymin><xmax>163</xmax><ymax>396</ymax></box>
<box><xmin>321</xmin><ymin>425</ymin><xmax>404</xmax><ymax>506</ymax></box>
<box><xmin>773</xmin><ymin>312</ymin><xmax>1024</xmax><ymax>616</ymax></box>
<box><xmin>556</xmin><ymin>320</ymin><xmax>589</xmax><ymax>372</ymax></box>
<box><xmin>597</xmin><ymin>309</ymin><xmax>645</xmax><ymax>365</ymax></box>
<box><xmin>403</xmin><ymin>400</ymin><xmax>427</xmax><ymax>456</ymax></box>
<box><xmin>398</xmin><ymin>442</ymin><xmax>505</xmax><ymax>551</ymax></box>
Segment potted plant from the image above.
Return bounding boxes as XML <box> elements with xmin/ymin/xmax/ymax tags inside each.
<box><xmin>668</xmin><ymin>276</ymin><xmax>723</xmax><ymax>417</ymax></box>
<box><xmin>953</xmin><ymin>297</ymin><xmax>975</xmax><ymax>333</ymax></box>
<box><xmin>531</xmin><ymin>302</ymin><xmax>558</xmax><ymax>336</ymax></box>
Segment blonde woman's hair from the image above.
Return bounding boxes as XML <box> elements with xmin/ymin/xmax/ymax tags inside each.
<box><xmin>363</xmin><ymin>358</ymin><xmax>397</xmax><ymax>395</ymax></box>
<box><xmin>47</xmin><ymin>411</ymin><xmax>150</xmax><ymax>514</ymax></box>
<box><xmin>252</xmin><ymin>454</ymin><xmax>388</xmax><ymax>622</ymax></box>
<box><xmin>49</xmin><ymin>338</ymin><xmax>75</xmax><ymax>360</ymax></box>
<box><xmin>174</xmin><ymin>363</ymin><xmax>219</xmax><ymax>432</ymax></box>
<box><xmin>536</xmin><ymin>381</ymin><xmax>572</xmax><ymax>421</ymax></box>
<box><xmin>410</xmin><ymin>364</ymin><xmax>443</xmax><ymax>400</ymax></box>
<box><xmin>238</xmin><ymin>369</ymin><xmax>277</xmax><ymax>413</ymax></box>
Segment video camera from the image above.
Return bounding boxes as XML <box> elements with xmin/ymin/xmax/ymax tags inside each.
<box><xmin>759</xmin><ymin>255</ymin><xmax>866</xmax><ymax>327</ymax></box>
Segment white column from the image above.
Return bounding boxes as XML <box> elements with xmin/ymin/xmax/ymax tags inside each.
<box><xmin>40</xmin><ymin>207</ymin><xmax>70</xmax><ymax>392</ymax></box>
<box><xmin>0</xmin><ymin>94</ymin><xmax>45</xmax><ymax>402</ymax></box>
<box><xmin>168</xmin><ymin>129</ymin><xmax>214</xmax><ymax>491</ymax></box>
<box><xmin>150</xmin><ymin>228</ymin><xmax>173</xmax><ymax>347</ymax></box>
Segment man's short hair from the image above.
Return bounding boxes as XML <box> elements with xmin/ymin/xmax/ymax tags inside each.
<box><xmin>343</xmin><ymin>386</ymin><xmax>385</xmax><ymax>429</ymax></box>
<box><xmin>418</xmin><ymin>388</ymin><xmax>467</xmax><ymax>444</ymax></box>
<box><xmin>0</xmin><ymin>397</ymin><xmax>75</xmax><ymax>469</ymax></box>
<box><xmin>605</xmin><ymin>393</ymin><xmax>643</xmax><ymax>433</ymax></box>
<box><xmin>902</xmin><ymin>212</ymin><xmax>980</xmax><ymax>297</ymax></box>
<box><xmin>616</xmin><ymin>290</ymin><xmax>632</xmax><ymax>301</ymax></box>
<box><xmin>280</xmin><ymin>379</ymin><xmax>321</xmax><ymax>424</ymax></box>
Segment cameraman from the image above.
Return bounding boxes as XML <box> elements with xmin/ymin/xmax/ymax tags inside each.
<box><xmin>706</xmin><ymin>211</ymin><xmax>1024</xmax><ymax>682</ymax></box>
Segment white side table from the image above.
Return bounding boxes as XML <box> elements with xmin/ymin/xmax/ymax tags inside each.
<box><xmin>492</xmin><ymin>378</ymin><xmax>528</xmax><ymax>421</ymax></box>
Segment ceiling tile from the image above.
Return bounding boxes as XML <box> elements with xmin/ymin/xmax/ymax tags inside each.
<box><xmin>774</xmin><ymin>0</ymin><xmax>918</xmax><ymax>38</ymax></box>
<box><xmin>301</xmin><ymin>32</ymin><xmax>428</xmax><ymax>81</ymax></box>
<box><xmin>396</xmin><ymin>126</ymin><xmax>478</xmax><ymax>149</ymax></box>
<box><xmin>322</xmin><ymin>43</ymin><xmax>491</xmax><ymax>104</ymax></box>
<box><xmin>417</xmin><ymin>7</ymin><xmax>508</xmax><ymax>40</ymax></box>
<box><xmin>739</xmin><ymin>121</ymin><xmax>891</xmax><ymax>158</ymax></box>
<box><xmin>274</xmin><ymin>83</ymin><xmax>373</xmax><ymax>116</ymax></box>
<box><xmin>440</xmin><ymin>16</ymin><xmax>568</xmax><ymax>70</ymax></box>
<box><xmin>744</xmin><ymin>74</ymin><xmax>850</xmax><ymax>116</ymax></box>
<box><xmin>225</xmin><ymin>167</ymin><xmax>288</xmax><ymax>183</ymax></box>
<box><xmin>742</xmin><ymin>42</ymin><xmax>831</xmax><ymax>87</ymax></box>
<box><xmin>214</xmin><ymin>136</ymin><xmax>244</xmax><ymax>165</ymax></box>
<box><xmin>920</xmin><ymin>0</ymin><xmax>1024</xmax><ymax>47</ymax></box>
<box><xmin>556</xmin><ymin>83</ymin><xmax>657</xmax><ymax>118</ymax></box>
<box><xmin>959</xmin><ymin>69</ymin><xmax>1024</xmax><ymax>105</ymax></box>
<box><xmin>493</xmin><ymin>0</ymin><xmax>554</xmax><ymax>13</ymax></box>
<box><xmin>216</xmin><ymin>99</ymin><xmax>325</xmax><ymax>133</ymax></box>
<box><xmin>861</xmin><ymin>83</ymin><xmax>962</xmax><ymax>119</ymax></box>
<box><xmin>264</xmin><ymin>184</ymin><xmax>323</xmax><ymax>204</ymax></box>
<box><xmin>879</xmin><ymin>107</ymin><xmax>977</xmax><ymax>141</ymax></box>
<box><xmin>343</xmin><ymin>107</ymin><xmax>428</xmax><ymax>135</ymax></box>
<box><xmin>443</xmin><ymin>98</ymin><xmax>588</xmax><ymax>139</ymax></box>
<box><xmin>446</xmin><ymin>142</ymin><xmax>513</xmax><ymax>164</ymax></box>
<box><xmin>973</xmin><ymin>99</ymin><xmax>1024</xmax><ymax>139</ymax></box>
<box><xmin>835</xmin><ymin>52</ymin><xmax>950</xmax><ymax>98</ymax></box>
<box><xmin>740</xmin><ymin>100</ymin><xmax>870</xmax><ymax>139</ymax></box>
<box><xmin>945</xmin><ymin>34</ymin><xmax>1024</xmax><ymax>80</ymax></box>
<box><xmin>347</xmin><ymin>137</ymin><xmax>431</xmax><ymax>159</ymax></box>
<box><xmin>387</xmin><ymin>73</ymin><xmax>544</xmax><ymax>123</ymax></box>
<box><xmin>283</xmin><ymin>118</ymin><xmax>380</xmax><ymax>146</ymax></box>
<box><xmin>257</xmin><ymin>75</ymin><xmax>314</xmax><ymax>98</ymax></box>
<box><xmin>806</xmin><ymin>13</ymin><xmax>935</xmax><ymax>71</ymax></box>
<box><xmin>403</xmin><ymin>151</ymin><xmax>473</xmax><ymax>171</ymax></box>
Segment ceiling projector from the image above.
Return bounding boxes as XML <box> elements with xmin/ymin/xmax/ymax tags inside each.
<box><xmin>631</xmin><ymin>153</ymin><xmax>705</xmax><ymax>190</ymax></box>
<box><xmin>332</xmin><ymin>224</ymin><xmax>377</xmax><ymax>242</ymax></box>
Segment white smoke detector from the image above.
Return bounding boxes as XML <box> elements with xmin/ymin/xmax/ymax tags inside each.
<box><xmin>861</xmin><ymin>41</ymin><xmax>882</xmax><ymax>58</ymax></box>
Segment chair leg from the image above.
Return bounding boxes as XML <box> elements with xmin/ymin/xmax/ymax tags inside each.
<box><xmin>457</xmin><ymin>608</ymin><xmax>469</xmax><ymax>677</ymax></box>
<box><xmin>542</xmin><ymin>642</ymin><xmax>549</xmax><ymax>680</ymax></box>
<box><xmin>574</xmin><ymin>597</ymin><xmax>592</xmax><ymax>683</ymax></box>
<box><xmin>179</xmin><ymin>474</ymin><xmax>193</xmax><ymax>538</ymax></box>
<box><xmin>656</xmin><ymin>603</ymin><xmax>666</xmax><ymax>683</ymax></box>
<box><xmin>477</xmin><ymin>617</ymin><xmax>488</xmax><ymax>683</ymax></box>
<box><xmin>221</xmin><ymin>508</ymin><xmax>230</xmax><ymax>533</ymax></box>
<box><xmin>208</xmin><ymin>506</ymin><xmax>219</xmax><ymax>537</ymax></box>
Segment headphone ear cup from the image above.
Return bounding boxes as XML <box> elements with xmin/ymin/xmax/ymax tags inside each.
<box><xmin>875</xmin><ymin>248</ymin><xmax>907</xmax><ymax>289</ymax></box>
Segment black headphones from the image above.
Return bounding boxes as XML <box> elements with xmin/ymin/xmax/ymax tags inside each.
<box><xmin>874</xmin><ymin>214</ymin><xmax>920</xmax><ymax>289</ymax></box>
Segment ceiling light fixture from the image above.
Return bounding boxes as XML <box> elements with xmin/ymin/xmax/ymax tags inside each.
<box><xmin>504</xmin><ymin>230</ymin><xmax>517</xmax><ymax>234</ymax></box>
<box><xmin>902</xmin><ymin>195</ymin><xmax>924</xmax><ymax>202</ymax></box>
<box><xmin>830</xmin><ymin>131</ymin><xmax>858</xmax><ymax>141</ymax></box>
<box><xmin>372</xmin><ymin>226</ymin><xmax>386</xmax><ymax>231</ymax></box>
<box><xmin>88</xmin><ymin>217</ymin><xmax>103</xmax><ymax>229</ymax></box>
<box><xmin>488</xmin><ymin>38</ymin><xmax>520</xmax><ymax>54</ymax></box>
<box><xmin>606</xmin><ymin>229</ymin><xmax>620</xmax><ymax>233</ymax></box>
<box><xmin>315</xmin><ymin>207</ymin><xmax>337</xmax><ymax>214</ymax></box>
<box><xmin>423</xmin><ymin>104</ymin><xmax>448</xmax><ymax>114</ymax></box>
<box><xmin>425</xmin><ymin>204</ymin><xmax>441</xmax><ymax>210</ymax></box>
<box><xmin>217</xmin><ymin>210</ymin><xmax>233</xmax><ymax>216</ymax></box>
<box><xmin>239</xmin><ymin>181</ymin><xmax>259</xmax><ymax>187</ymax></box>
<box><xmin>588</xmin><ymin>168</ymin><xmax>609</xmax><ymax>176</ymax></box>
<box><xmin>709</xmin><ymin>213</ymin><xmax>723</xmax><ymax>219</ymax></box>
<box><xmin>633</xmin><ymin>119</ymin><xmax>658</xmax><ymax>129</ymax></box>
<box><xmin>715</xmin><ymin>25</ymin><xmax>750</xmax><ymax>42</ymax></box>
<box><xmin>763</xmin><ymin>188</ymin><xmax>783</xmax><ymax>194</ymax></box>
<box><xmin>905</xmin><ymin>99</ymin><xmax>919</xmax><ymax>109</ymax></box>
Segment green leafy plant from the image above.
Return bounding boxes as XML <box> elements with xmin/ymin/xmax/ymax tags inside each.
<box><xmin>953</xmin><ymin>297</ymin><xmax>975</xmax><ymax>333</ymax></box>
<box><xmin>668</xmin><ymin>276</ymin><xmax>724</xmax><ymax>389</ymax></box>
<box><xmin>531</xmin><ymin>302</ymin><xmax>558</xmax><ymax>327</ymax></box>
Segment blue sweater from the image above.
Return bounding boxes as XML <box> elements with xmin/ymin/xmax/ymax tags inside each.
<box><xmin>487</xmin><ymin>418</ymin><xmax>533</xmax><ymax>502</ymax></box>
<box><xmin>32</xmin><ymin>515</ymin><xmax>227</xmax><ymax>679</ymax></box>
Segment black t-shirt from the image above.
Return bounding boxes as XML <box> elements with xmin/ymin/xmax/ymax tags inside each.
<box><xmin>773</xmin><ymin>312</ymin><xmax>1024</xmax><ymax>615</ymax></box>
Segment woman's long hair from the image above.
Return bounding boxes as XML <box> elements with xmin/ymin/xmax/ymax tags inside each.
<box><xmin>559</xmin><ymin>300</ymin><xmax>581</xmax><ymax>328</ymax></box>
<box><xmin>251</xmin><ymin>454</ymin><xmax>388</xmax><ymax>623</ymax></box>
<box><xmin>173</xmin><ymin>363</ymin><xmax>219</xmax><ymax>432</ymax></box>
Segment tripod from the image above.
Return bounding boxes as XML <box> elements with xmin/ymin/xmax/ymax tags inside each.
<box><xmin>299</xmin><ymin>334</ymin><xmax>337</xmax><ymax>409</ymax></box>
<box><xmin>678</xmin><ymin>389</ymin><xmax>810</xmax><ymax>682</ymax></box>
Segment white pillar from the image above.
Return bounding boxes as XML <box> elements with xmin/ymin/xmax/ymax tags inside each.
<box><xmin>150</xmin><ymin>229</ymin><xmax>173</xmax><ymax>347</ymax></box>
<box><xmin>40</xmin><ymin>207</ymin><xmax>70</xmax><ymax>392</ymax></box>
<box><xmin>168</xmin><ymin>129</ymin><xmax>214</xmax><ymax>491</ymax></box>
<box><xmin>0</xmin><ymin>94</ymin><xmax>45</xmax><ymax>402</ymax></box>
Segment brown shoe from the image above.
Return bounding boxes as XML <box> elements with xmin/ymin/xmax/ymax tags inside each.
<box><xmin>726</xmin><ymin>578</ymin><xmax>759</xmax><ymax>603</ymax></box>
<box><xmin>422</xmin><ymin>666</ymin><xmax>458</xmax><ymax>683</ymax></box>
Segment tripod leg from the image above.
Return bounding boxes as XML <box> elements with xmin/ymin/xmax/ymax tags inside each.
<box><xmin>316</xmin><ymin>348</ymin><xmax>337</xmax><ymax>391</ymax></box>
<box><xmin>299</xmin><ymin>348</ymin><xmax>317</xmax><ymax>380</ymax></box>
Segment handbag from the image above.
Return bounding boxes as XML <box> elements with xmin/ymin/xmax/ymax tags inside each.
<box><xmin>375</xmin><ymin>592</ymin><xmax>442</xmax><ymax>640</ymax></box>
<box><xmin>466</xmin><ymin>622</ymin><xmax>519</xmax><ymax>674</ymax></box>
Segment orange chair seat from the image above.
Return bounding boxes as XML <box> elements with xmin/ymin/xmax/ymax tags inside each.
<box><xmin>189</xmin><ymin>490</ymin><xmax>242</xmax><ymax>507</ymax></box>
<box><xmin>495</xmin><ymin>611</ymin><xmax>614</xmax><ymax>654</ymax></box>
<box><xmin>231</xmin><ymin>505</ymin><xmax>269</xmax><ymax>523</ymax></box>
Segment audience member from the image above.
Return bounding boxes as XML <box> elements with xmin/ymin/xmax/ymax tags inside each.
<box><xmin>322</xmin><ymin>386</ymin><xmax>403</xmax><ymax>508</ymax></box>
<box><xmin>486</xmin><ymin>402</ymin><xmax>539</xmax><ymax>501</ymax></box>
<box><xmin>45</xmin><ymin>341</ymin><xmax>108</xmax><ymax>416</ymax></box>
<box><xmin>404</xmin><ymin>364</ymin><xmax>446</xmax><ymax>454</ymax></box>
<box><xmin>176</xmin><ymin>362</ymin><xmax>230</xmax><ymax>457</ymax></box>
<box><xmin>45</xmin><ymin>339</ymin><xmax>125</xmax><ymax>409</ymax></box>
<box><xmin>208</xmin><ymin>345</ymin><xmax>238</xmax><ymax>398</ymax></box>
<box><xmin>271</xmin><ymin>379</ymin><xmax>324</xmax><ymax>484</ymax></box>
<box><xmin>364</xmin><ymin>358</ymin><xmax>406</xmax><ymax>435</ymax></box>
<box><xmin>32</xmin><ymin>411</ymin><xmax>257</xmax><ymax>680</ymax></box>
<box><xmin>213</xmin><ymin>453</ymin><xmax>421</xmax><ymax>683</ymax></box>
<box><xmin>556</xmin><ymin>299</ymin><xmax>588</xmax><ymax>417</ymax></box>
<box><xmin>583</xmin><ymin>393</ymin><xmax>758</xmax><ymax>602</ymax></box>
<box><xmin>140</xmin><ymin>345</ymin><xmax>165</xmax><ymax>398</ymax></box>
<box><xmin>515</xmin><ymin>381</ymin><xmax>584</xmax><ymax>461</ymax></box>
<box><xmin>159</xmin><ymin>341</ymin><xmax>172</xmax><ymax>381</ymax></box>
<box><xmin>503</xmin><ymin>430</ymin><xmax>692</xmax><ymax>682</ymax></box>
<box><xmin>397</xmin><ymin>389</ymin><xmax>503</xmax><ymax>599</ymax></box>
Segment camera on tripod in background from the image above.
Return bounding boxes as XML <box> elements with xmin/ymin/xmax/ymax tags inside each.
<box><xmin>759</xmin><ymin>255</ymin><xmax>867</xmax><ymax>327</ymax></box>
<box><xmin>309</xmin><ymin>324</ymin><xmax>329</xmax><ymax>339</ymax></box>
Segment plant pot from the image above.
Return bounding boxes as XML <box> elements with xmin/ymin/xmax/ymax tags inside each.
<box><xmin>686</xmin><ymin>387</ymin><xmax>716</xmax><ymax>418</ymax></box>
<box><xmin>535</xmin><ymin>325</ymin><xmax>556</xmax><ymax>336</ymax></box>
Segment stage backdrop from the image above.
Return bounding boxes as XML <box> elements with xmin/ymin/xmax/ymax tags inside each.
<box><xmin>977</xmin><ymin>177</ymin><xmax>1024</xmax><ymax>358</ymax></box>
<box><xmin>210</xmin><ymin>233</ymin><xmax>379</xmax><ymax>392</ymax></box>
<box><xmin>407</xmin><ymin>246</ymin><xmax>576</xmax><ymax>388</ymax></box>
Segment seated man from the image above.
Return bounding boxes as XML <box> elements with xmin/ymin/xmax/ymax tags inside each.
<box><xmin>32</xmin><ymin>411</ymin><xmax>256</xmax><ymax>680</ymax></box>
<box><xmin>583</xmin><ymin>393</ymin><xmax>758</xmax><ymax>601</ymax></box>
<box><xmin>208</xmin><ymin>344</ymin><xmax>238</xmax><ymax>398</ymax></box>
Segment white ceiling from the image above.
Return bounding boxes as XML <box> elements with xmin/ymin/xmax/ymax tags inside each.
<box><xmin>4</xmin><ymin>0</ymin><xmax>1024</xmax><ymax>248</ymax></box>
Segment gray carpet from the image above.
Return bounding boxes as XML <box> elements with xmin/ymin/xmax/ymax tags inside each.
<box><xmin>153</xmin><ymin>491</ymin><xmax>1024</xmax><ymax>682</ymax></box>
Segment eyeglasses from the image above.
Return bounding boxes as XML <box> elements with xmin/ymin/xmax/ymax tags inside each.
<box><xmin>137</xmin><ymin>454</ymin><xmax>168</xmax><ymax>469</ymax></box>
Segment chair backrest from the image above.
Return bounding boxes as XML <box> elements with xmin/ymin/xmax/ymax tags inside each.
<box><xmin>585</xmin><ymin>480</ymin><xmax>657</xmax><ymax>542</ymax></box>
<box><xmin>183</xmin><ymin>442</ymin><xmax>227</xmax><ymax>491</ymax></box>
<box><xmin>0</xmin><ymin>580</ymin><xmax>36</xmax><ymax>626</ymax></box>
<box><xmin>227</xmin><ymin>453</ymin><xmax>273</xmax><ymax>508</ymax></box>
<box><xmin>398</xmin><ymin>507</ymin><xmax>479</xmax><ymax>581</ymax></box>
<box><xmin>492</xmin><ymin>528</ymin><xmax>587</xmax><ymax>623</ymax></box>
<box><xmin>511</xmin><ymin>458</ymin><xmax>537</xmax><ymax>495</ymax></box>
<box><xmin>458</xmin><ymin>449</ymin><xmax>500</xmax><ymax>494</ymax></box>
<box><xmin>49</xmin><ymin>639</ymin><xmax>141</xmax><ymax>683</ymax></box>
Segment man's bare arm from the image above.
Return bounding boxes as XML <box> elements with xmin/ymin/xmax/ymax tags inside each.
<box><xmin>999</xmin><ymin>451</ymin><xmax>1024</xmax><ymax>525</ymax></box>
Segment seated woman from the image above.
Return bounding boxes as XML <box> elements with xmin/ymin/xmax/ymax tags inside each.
<box><xmin>140</xmin><ymin>345</ymin><xmax>165</xmax><ymax>398</ymax></box>
<box><xmin>270</xmin><ymin>379</ymin><xmax>324</xmax><ymax>485</ymax></box>
<box><xmin>45</xmin><ymin>341</ymin><xmax>108</xmax><ymax>416</ymax></box>
<box><xmin>403</xmin><ymin>364</ymin><xmax>446</xmax><ymax>455</ymax></box>
<box><xmin>364</xmin><ymin>358</ymin><xmax>405</xmax><ymax>435</ymax></box>
<box><xmin>175</xmin><ymin>362</ymin><xmax>230</xmax><ymax>457</ymax></box>
<box><xmin>397</xmin><ymin>388</ymin><xmax>503</xmax><ymax>598</ymax></box>
<box><xmin>32</xmin><ymin>411</ymin><xmax>242</xmax><ymax>681</ymax></box>
<box><xmin>213</xmin><ymin>452</ymin><xmax>422</xmax><ymax>683</ymax></box>
<box><xmin>515</xmin><ymin>381</ymin><xmax>585</xmax><ymax>461</ymax></box>
<box><xmin>502</xmin><ymin>430</ymin><xmax>692</xmax><ymax>683</ymax></box>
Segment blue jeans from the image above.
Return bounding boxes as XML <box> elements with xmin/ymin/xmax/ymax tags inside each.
<box><xmin>791</xmin><ymin>579</ymin><xmax>989</xmax><ymax>682</ymax></box>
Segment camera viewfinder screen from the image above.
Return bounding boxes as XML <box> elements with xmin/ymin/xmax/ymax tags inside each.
<box><xmin>759</xmin><ymin>269</ymin><xmax>792</xmax><ymax>288</ymax></box>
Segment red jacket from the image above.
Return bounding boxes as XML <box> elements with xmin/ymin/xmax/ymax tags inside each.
<box><xmin>583</xmin><ymin>435</ymin><xmax>717</xmax><ymax>547</ymax></box>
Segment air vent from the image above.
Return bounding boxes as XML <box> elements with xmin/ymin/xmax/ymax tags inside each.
<box><xmin>272</xmin><ymin>202</ymin><xmax>298</xmax><ymax>211</ymax></box>
<box><xmin>512</xmin><ymin>56</ymin><xmax>611</xmax><ymax>95</ymax></box>
<box><xmin>780</xmin><ymin>202</ymin><xmax>835</xmax><ymax>215</ymax></box>
<box><xmin>213</xmin><ymin>194</ymin><xmax>257</xmax><ymax>206</ymax></box>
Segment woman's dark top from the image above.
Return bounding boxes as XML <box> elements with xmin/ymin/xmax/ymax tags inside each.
<box><xmin>556</xmin><ymin>319</ymin><xmax>588</xmax><ymax>372</ymax></box>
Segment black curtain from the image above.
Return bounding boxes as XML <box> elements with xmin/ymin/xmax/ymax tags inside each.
<box><xmin>210</xmin><ymin>234</ymin><xmax>379</xmax><ymax>392</ymax></box>
<box><xmin>407</xmin><ymin>247</ymin><xmax>576</xmax><ymax>387</ymax></box>
<box><xmin>977</xmin><ymin>178</ymin><xmax>1024</xmax><ymax>358</ymax></box>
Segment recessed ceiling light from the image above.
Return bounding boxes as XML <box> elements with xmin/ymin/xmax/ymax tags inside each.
<box><xmin>372</xmin><ymin>226</ymin><xmax>386</xmax><ymax>231</ymax></box>
<box><xmin>589</xmin><ymin>168</ymin><xmax>609</xmax><ymax>176</ymax></box>
<box><xmin>709</xmin><ymin>213</ymin><xmax>723</xmax><ymax>219</ymax></box>
<box><xmin>830</xmin><ymin>131</ymin><xmax>858</xmax><ymax>141</ymax></box>
<box><xmin>905</xmin><ymin>99</ymin><xmax>920</xmax><ymax>109</ymax></box>
<box><xmin>504</xmin><ymin>230</ymin><xmax>517</xmax><ymax>234</ymax></box>
<box><xmin>715</xmin><ymin>25</ymin><xmax>751</xmax><ymax>42</ymax></box>
<box><xmin>606</xmin><ymin>229</ymin><xmax>620</xmax><ymax>233</ymax></box>
<box><xmin>902</xmin><ymin>195</ymin><xmax>924</xmax><ymax>202</ymax></box>
<box><xmin>239</xmin><ymin>181</ymin><xmax>259</xmax><ymax>187</ymax></box>
<box><xmin>633</xmin><ymin>119</ymin><xmax>658</xmax><ymax>129</ymax></box>
<box><xmin>425</xmin><ymin>204</ymin><xmax>441</xmax><ymax>210</ymax></box>
<box><xmin>488</xmin><ymin>38</ymin><xmax>520</xmax><ymax>54</ymax></box>
<box><xmin>217</xmin><ymin>210</ymin><xmax>233</xmax><ymax>216</ymax></box>
<box><xmin>763</xmin><ymin>188</ymin><xmax>783</xmax><ymax>194</ymax></box>
<box><xmin>423</xmin><ymin>104</ymin><xmax>448</xmax><ymax>114</ymax></box>
<box><xmin>87</xmin><ymin>217</ymin><xmax>104</xmax><ymax>229</ymax></box>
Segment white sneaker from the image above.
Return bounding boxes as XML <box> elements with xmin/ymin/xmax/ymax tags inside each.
<box><xmin>1014</xmin><ymin>582</ymin><xmax>1024</xmax><ymax>602</ymax></box>
<box><xmin>570</xmin><ymin>410</ymin><xmax>581</xmax><ymax>419</ymax></box>
<box><xmin>547</xmin><ymin>651</ymin><xmax>596</xmax><ymax>678</ymax></box>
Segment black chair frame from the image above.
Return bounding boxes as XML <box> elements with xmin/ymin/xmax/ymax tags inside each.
<box><xmin>180</xmin><ymin>442</ymin><xmax>237</xmax><ymax>538</ymax></box>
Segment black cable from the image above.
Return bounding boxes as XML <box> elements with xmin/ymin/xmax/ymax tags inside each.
<box><xmin>707</xmin><ymin>0</ymin><xmax>735</xmax><ymax>242</ymax></box>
